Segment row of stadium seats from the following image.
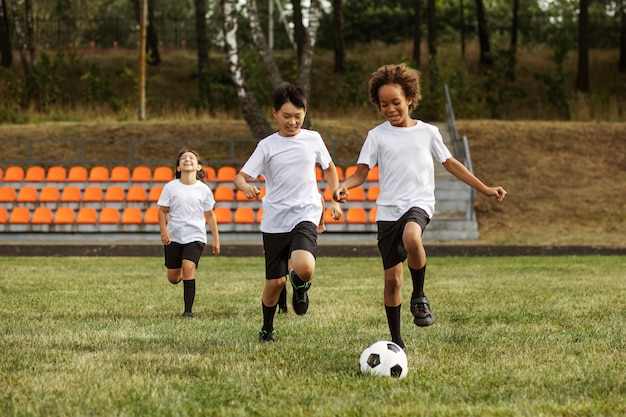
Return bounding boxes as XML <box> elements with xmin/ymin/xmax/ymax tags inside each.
<box><xmin>0</xmin><ymin>165</ymin><xmax>380</xmax><ymax>186</ymax></box>
<box><xmin>0</xmin><ymin>184</ymin><xmax>379</xmax><ymax>209</ymax></box>
<box><xmin>0</xmin><ymin>206</ymin><xmax>378</xmax><ymax>232</ymax></box>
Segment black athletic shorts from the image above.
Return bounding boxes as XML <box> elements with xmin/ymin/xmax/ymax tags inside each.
<box><xmin>376</xmin><ymin>207</ymin><xmax>430</xmax><ymax>270</ymax></box>
<box><xmin>164</xmin><ymin>241</ymin><xmax>206</xmax><ymax>269</ymax></box>
<box><xmin>262</xmin><ymin>221</ymin><xmax>318</xmax><ymax>280</ymax></box>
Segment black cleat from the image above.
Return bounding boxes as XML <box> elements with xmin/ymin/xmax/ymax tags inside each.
<box><xmin>258</xmin><ymin>327</ymin><xmax>276</xmax><ymax>342</ymax></box>
<box><xmin>290</xmin><ymin>270</ymin><xmax>311</xmax><ymax>316</ymax></box>
<box><xmin>411</xmin><ymin>296</ymin><xmax>435</xmax><ymax>327</ymax></box>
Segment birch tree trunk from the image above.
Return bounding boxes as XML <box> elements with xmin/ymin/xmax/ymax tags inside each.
<box><xmin>221</xmin><ymin>0</ymin><xmax>273</xmax><ymax>139</ymax></box>
<box><xmin>297</xmin><ymin>0</ymin><xmax>320</xmax><ymax>100</ymax></box>
<box><xmin>247</xmin><ymin>0</ymin><xmax>283</xmax><ymax>89</ymax></box>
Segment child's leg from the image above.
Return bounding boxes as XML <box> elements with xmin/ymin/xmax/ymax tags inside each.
<box><xmin>317</xmin><ymin>194</ymin><xmax>326</xmax><ymax>234</ymax></box>
<box><xmin>383</xmin><ymin>263</ymin><xmax>405</xmax><ymax>349</ymax></box>
<box><xmin>261</xmin><ymin>276</ymin><xmax>286</xmax><ymax>340</ymax></box>
<box><xmin>182</xmin><ymin>259</ymin><xmax>197</xmax><ymax>316</ymax></box>
<box><xmin>289</xmin><ymin>249</ymin><xmax>315</xmax><ymax>315</ymax></box>
<box><xmin>403</xmin><ymin>222</ymin><xmax>435</xmax><ymax>327</ymax></box>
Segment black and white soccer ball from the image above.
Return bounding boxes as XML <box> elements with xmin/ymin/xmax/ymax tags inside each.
<box><xmin>359</xmin><ymin>340</ymin><xmax>408</xmax><ymax>379</ymax></box>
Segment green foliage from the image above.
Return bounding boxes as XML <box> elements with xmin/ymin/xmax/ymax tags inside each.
<box><xmin>1</xmin><ymin>256</ymin><xmax>625</xmax><ymax>416</ymax></box>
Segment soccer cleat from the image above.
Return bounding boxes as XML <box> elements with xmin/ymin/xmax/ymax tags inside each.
<box><xmin>182</xmin><ymin>312</ymin><xmax>194</xmax><ymax>318</ymax></box>
<box><xmin>290</xmin><ymin>270</ymin><xmax>311</xmax><ymax>316</ymax></box>
<box><xmin>411</xmin><ymin>296</ymin><xmax>435</xmax><ymax>327</ymax></box>
<box><xmin>258</xmin><ymin>327</ymin><xmax>276</xmax><ymax>342</ymax></box>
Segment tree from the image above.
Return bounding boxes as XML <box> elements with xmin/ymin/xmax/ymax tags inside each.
<box><xmin>475</xmin><ymin>0</ymin><xmax>493</xmax><ymax>66</ymax></box>
<box><xmin>221</xmin><ymin>0</ymin><xmax>272</xmax><ymax>139</ymax></box>
<box><xmin>12</xmin><ymin>0</ymin><xmax>36</xmax><ymax>76</ymax></box>
<box><xmin>332</xmin><ymin>0</ymin><xmax>345</xmax><ymax>73</ymax></box>
<box><xmin>507</xmin><ymin>0</ymin><xmax>520</xmax><ymax>80</ymax></box>
<box><xmin>291</xmin><ymin>0</ymin><xmax>306</xmax><ymax>63</ymax></box>
<box><xmin>0</xmin><ymin>0</ymin><xmax>11</xmax><ymax>68</ymax></box>
<box><xmin>619</xmin><ymin>0</ymin><xmax>625</xmax><ymax>72</ymax></box>
<box><xmin>132</xmin><ymin>0</ymin><xmax>160</xmax><ymax>65</ymax></box>
<box><xmin>248</xmin><ymin>0</ymin><xmax>282</xmax><ymax>89</ymax></box>
<box><xmin>576</xmin><ymin>0</ymin><xmax>589</xmax><ymax>91</ymax></box>
<box><xmin>412</xmin><ymin>0</ymin><xmax>422</xmax><ymax>67</ymax></box>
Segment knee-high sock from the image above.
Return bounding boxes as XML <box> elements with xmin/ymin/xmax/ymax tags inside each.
<box><xmin>385</xmin><ymin>304</ymin><xmax>405</xmax><ymax>350</ymax></box>
<box><xmin>410</xmin><ymin>265</ymin><xmax>426</xmax><ymax>299</ymax></box>
<box><xmin>183</xmin><ymin>279</ymin><xmax>196</xmax><ymax>313</ymax></box>
<box><xmin>262</xmin><ymin>302</ymin><xmax>277</xmax><ymax>333</ymax></box>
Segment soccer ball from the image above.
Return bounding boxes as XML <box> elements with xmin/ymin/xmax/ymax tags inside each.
<box><xmin>359</xmin><ymin>341</ymin><xmax>408</xmax><ymax>379</ymax></box>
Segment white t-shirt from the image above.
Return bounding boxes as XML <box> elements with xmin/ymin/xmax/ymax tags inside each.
<box><xmin>241</xmin><ymin>129</ymin><xmax>333</xmax><ymax>233</ymax></box>
<box><xmin>357</xmin><ymin>120</ymin><xmax>452</xmax><ymax>221</ymax></box>
<box><xmin>157</xmin><ymin>179</ymin><xmax>215</xmax><ymax>244</ymax></box>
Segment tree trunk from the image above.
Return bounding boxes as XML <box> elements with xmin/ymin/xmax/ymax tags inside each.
<box><xmin>297</xmin><ymin>0</ymin><xmax>320</xmax><ymax>129</ymax></box>
<box><xmin>620</xmin><ymin>0</ymin><xmax>626</xmax><ymax>73</ymax></box>
<box><xmin>247</xmin><ymin>0</ymin><xmax>283</xmax><ymax>89</ymax></box>
<box><xmin>475</xmin><ymin>0</ymin><xmax>493</xmax><ymax>66</ymax></box>
<box><xmin>221</xmin><ymin>0</ymin><xmax>273</xmax><ymax>140</ymax></box>
<box><xmin>12</xmin><ymin>0</ymin><xmax>31</xmax><ymax>76</ymax></box>
<box><xmin>412</xmin><ymin>0</ymin><xmax>421</xmax><ymax>67</ymax></box>
<box><xmin>426</xmin><ymin>0</ymin><xmax>436</xmax><ymax>58</ymax></box>
<box><xmin>507</xmin><ymin>0</ymin><xmax>519</xmax><ymax>80</ymax></box>
<box><xmin>0</xmin><ymin>0</ymin><xmax>12</xmax><ymax>68</ymax></box>
<box><xmin>146</xmin><ymin>0</ymin><xmax>161</xmax><ymax>65</ymax></box>
<box><xmin>291</xmin><ymin>0</ymin><xmax>306</xmax><ymax>63</ymax></box>
<box><xmin>460</xmin><ymin>0</ymin><xmax>465</xmax><ymax>58</ymax></box>
<box><xmin>576</xmin><ymin>0</ymin><xmax>589</xmax><ymax>92</ymax></box>
<box><xmin>195</xmin><ymin>0</ymin><xmax>209</xmax><ymax>73</ymax></box>
<box><xmin>332</xmin><ymin>0</ymin><xmax>345</xmax><ymax>73</ymax></box>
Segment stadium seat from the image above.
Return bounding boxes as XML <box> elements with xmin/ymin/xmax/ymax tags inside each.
<box><xmin>148</xmin><ymin>185</ymin><xmax>163</xmax><ymax>203</ymax></box>
<box><xmin>144</xmin><ymin>207</ymin><xmax>160</xmax><ymax>224</ymax></box>
<box><xmin>76</xmin><ymin>207</ymin><xmax>98</xmax><ymax>224</ymax></box>
<box><xmin>0</xmin><ymin>167</ymin><xmax>3</xmax><ymax>181</ymax></box>
<box><xmin>152</xmin><ymin>166</ymin><xmax>173</xmax><ymax>183</ymax></box>
<box><xmin>0</xmin><ymin>186</ymin><xmax>16</xmax><ymax>206</ymax></box>
<box><xmin>256</xmin><ymin>208</ymin><xmax>263</xmax><ymax>223</ymax></box>
<box><xmin>367</xmin><ymin>166</ymin><xmax>379</xmax><ymax>182</ymax></box>
<box><xmin>82</xmin><ymin>186</ymin><xmax>104</xmax><ymax>204</ymax></box>
<box><xmin>0</xmin><ymin>207</ymin><xmax>8</xmax><ymax>228</ymax></box>
<box><xmin>131</xmin><ymin>166</ymin><xmax>152</xmax><ymax>183</ymax></box>
<box><xmin>203</xmin><ymin>166</ymin><xmax>216</xmax><ymax>182</ymax></box>
<box><xmin>60</xmin><ymin>186</ymin><xmax>82</xmax><ymax>207</ymax></box>
<box><xmin>104</xmin><ymin>186</ymin><xmax>126</xmax><ymax>206</ymax></box>
<box><xmin>16</xmin><ymin>186</ymin><xmax>38</xmax><ymax>205</ymax></box>
<box><xmin>369</xmin><ymin>207</ymin><xmax>377</xmax><ymax>223</ymax></box>
<box><xmin>31</xmin><ymin>207</ymin><xmax>53</xmax><ymax>224</ymax></box>
<box><xmin>88</xmin><ymin>166</ymin><xmax>109</xmax><ymax>183</ymax></box>
<box><xmin>367</xmin><ymin>185</ymin><xmax>380</xmax><ymax>201</ymax></box>
<box><xmin>216</xmin><ymin>166</ymin><xmax>237</xmax><ymax>182</ymax></box>
<box><xmin>45</xmin><ymin>166</ymin><xmax>67</xmax><ymax>183</ymax></box>
<box><xmin>39</xmin><ymin>186</ymin><xmax>60</xmax><ymax>206</ymax></box>
<box><xmin>24</xmin><ymin>166</ymin><xmax>46</xmax><ymax>185</ymax></box>
<box><xmin>109</xmin><ymin>166</ymin><xmax>130</xmax><ymax>183</ymax></box>
<box><xmin>3</xmin><ymin>166</ymin><xmax>24</xmax><ymax>183</ymax></box>
<box><xmin>126</xmin><ymin>186</ymin><xmax>148</xmax><ymax>205</ymax></box>
<box><xmin>324</xmin><ymin>208</ymin><xmax>344</xmax><ymax>224</ymax></box>
<box><xmin>9</xmin><ymin>207</ymin><xmax>30</xmax><ymax>224</ymax></box>
<box><xmin>346</xmin><ymin>207</ymin><xmax>367</xmax><ymax>224</ymax></box>
<box><xmin>234</xmin><ymin>207</ymin><xmax>255</xmax><ymax>224</ymax></box>
<box><xmin>344</xmin><ymin>165</ymin><xmax>358</xmax><ymax>178</ymax></box>
<box><xmin>67</xmin><ymin>166</ymin><xmax>88</xmax><ymax>184</ymax></box>
<box><xmin>213</xmin><ymin>207</ymin><xmax>232</xmax><ymax>224</ymax></box>
<box><xmin>121</xmin><ymin>207</ymin><xmax>143</xmax><ymax>224</ymax></box>
<box><xmin>214</xmin><ymin>185</ymin><xmax>235</xmax><ymax>202</ymax></box>
<box><xmin>315</xmin><ymin>166</ymin><xmax>323</xmax><ymax>182</ymax></box>
<box><xmin>349</xmin><ymin>186</ymin><xmax>366</xmax><ymax>202</ymax></box>
<box><xmin>323</xmin><ymin>188</ymin><xmax>333</xmax><ymax>202</ymax></box>
<box><xmin>53</xmin><ymin>207</ymin><xmax>76</xmax><ymax>225</ymax></box>
<box><xmin>99</xmin><ymin>207</ymin><xmax>120</xmax><ymax>224</ymax></box>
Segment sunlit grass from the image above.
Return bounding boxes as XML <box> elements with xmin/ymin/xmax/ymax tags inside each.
<box><xmin>1</xmin><ymin>256</ymin><xmax>625</xmax><ymax>416</ymax></box>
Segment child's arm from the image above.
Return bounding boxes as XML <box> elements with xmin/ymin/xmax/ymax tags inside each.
<box><xmin>234</xmin><ymin>171</ymin><xmax>261</xmax><ymax>199</ymax></box>
<box><xmin>442</xmin><ymin>157</ymin><xmax>507</xmax><ymax>201</ymax></box>
<box><xmin>333</xmin><ymin>164</ymin><xmax>369</xmax><ymax>203</ymax></box>
<box><xmin>323</xmin><ymin>162</ymin><xmax>342</xmax><ymax>220</ymax></box>
<box><xmin>204</xmin><ymin>209</ymin><xmax>221</xmax><ymax>256</ymax></box>
<box><xmin>158</xmin><ymin>206</ymin><xmax>172</xmax><ymax>245</ymax></box>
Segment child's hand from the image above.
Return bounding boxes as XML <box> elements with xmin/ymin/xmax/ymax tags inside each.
<box><xmin>333</xmin><ymin>187</ymin><xmax>348</xmax><ymax>203</ymax></box>
<box><xmin>489</xmin><ymin>186</ymin><xmax>507</xmax><ymax>202</ymax></box>
<box><xmin>330</xmin><ymin>202</ymin><xmax>343</xmax><ymax>220</ymax></box>
<box><xmin>160</xmin><ymin>230</ymin><xmax>172</xmax><ymax>245</ymax></box>
<box><xmin>242</xmin><ymin>185</ymin><xmax>261</xmax><ymax>199</ymax></box>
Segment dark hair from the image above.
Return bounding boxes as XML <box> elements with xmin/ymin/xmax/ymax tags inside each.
<box><xmin>175</xmin><ymin>148</ymin><xmax>206</xmax><ymax>181</ymax></box>
<box><xmin>272</xmin><ymin>82</ymin><xmax>307</xmax><ymax>111</ymax></box>
<box><xmin>368</xmin><ymin>63</ymin><xmax>422</xmax><ymax>112</ymax></box>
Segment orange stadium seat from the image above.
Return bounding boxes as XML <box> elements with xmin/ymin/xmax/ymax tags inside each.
<box><xmin>104</xmin><ymin>186</ymin><xmax>125</xmax><ymax>203</ymax></box>
<box><xmin>0</xmin><ymin>186</ymin><xmax>16</xmax><ymax>204</ymax></box>
<box><xmin>323</xmin><ymin>188</ymin><xmax>333</xmax><ymax>202</ymax></box>
<box><xmin>0</xmin><ymin>207</ymin><xmax>8</xmax><ymax>224</ymax></box>
<box><xmin>121</xmin><ymin>207</ymin><xmax>143</xmax><ymax>224</ymax></box>
<box><xmin>3</xmin><ymin>166</ymin><xmax>24</xmax><ymax>183</ymax></box>
<box><xmin>53</xmin><ymin>207</ymin><xmax>76</xmax><ymax>225</ymax></box>
<box><xmin>31</xmin><ymin>207</ymin><xmax>53</xmax><ymax>224</ymax></box>
<box><xmin>214</xmin><ymin>185</ymin><xmax>235</xmax><ymax>202</ymax></box>
<box><xmin>88</xmin><ymin>166</ymin><xmax>109</xmax><ymax>183</ymax></box>
<box><xmin>346</xmin><ymin>207</ymin><xmax>367</xmax><ymax>224</ymax></box>
<box><xmin>99</xmin><ymin>207</ymin><xmax>120</xmax><ymax>224</ymax></box>
<box><xmin>9</xmin><ymin>207</ymin><xmax>30</xmax><ymax>224</ymax></box>
<box><xmin>213</xmin><ymin>207</ymin><xmax>232</xmax><ymax>224</ymax></box>
<box><xmin>349</xmin><ymin>186</ymin><xmax>366</xmax><ymax>202</ymax></box>
<box><xmin>216</xmin><ymin>166</ymin><xmax>237</xmax><ymax>182</ymax></box>
<box><xmin>367</xmin><ymin>185</ymin><xmax>380</xmax><ymax>201</ymax></box>
<box><xmin>315</xmin><ymin>166</ymin><xmax>323</xmax><ymax>182</ymax></box>
<box><xmin>60</xmin><ymin>186</ymin><xmax>82</xmax><ymax>205</ymax></box>
<box><xmin>76</xmin><ymin>207</ymin><xmax>98</xmax><ymax>224</ymax></box>
<box><xmin>82</xmin><ymin>186</ymin><xmax>104</xmax><ymax>203</ymax></box>
<box><xmin>39</xmin><ymin>186</ymin><xmax>60</xmax><ymax>205</ymax></box>
<box><xmin>203</xmin><ymin>166</ymin><xmax>216</xmax><ymax>182</ymax></box>
<box><xmin>67</xmin><ymin>166</ymin><xmax>88</xmax><ymax>183</ymax></box>
<box><xmin>367</xmin><ymin>166</ymin><xmax>379</xmax><ymax>182</ymax></box>
<box><xmin>152</xmin><ymin>166</ymin><xmax>173</xmax><ymax>183</ymax></box>
<box><xmin>16</xmin><ymin>186</ymin><xmax>38</xmax><ymax>204</ymax></box>
<box><xmin>234</xmin><ymin>207</ymin><xmax>255</xmax><ymax>224</ymax></box>
<box><xmin>344</xmin><ymin>165</ymin><xmax>358</xmax><ymax>178</ymax></box>
<box><xmin>131</xmin><ymin>166</ymin><xmax>152</xmax><ymax>183</ymax></box>
<box><xmin>148</xmin><ymin>185</ymin><xmax>163</xmax><ymax>203</ymax></box>
<box><xmin>45</xmin><ymin>166</ymin><xmax>67</xmax><ymax>183</ymax></box>
<box><xmin>256</xmin><ymin>208</ymin><xmax>263</xmax><ymax>223</ymax></box>
<box><xmin>109</xmin><ymin>166</ymin><xmax>130</xmax><ymax>183</ymax></box>
<box><xmin>24</xmin><ymin>166</ymin><xmax>46</xmax><ymax>184</ymax></box>
<box><xmin>369</xmin><ymin>207</ymin><xmax>377</xmax><ymax>223</ymax></box>
<box><xmin>126</xmin><ymin>186</ymin><xmax>147</xmax><ymax>203</ymax></box>
<box><xmin>144</xmin><ymin>207</ymin><xmax>160</xmax><ymax>224</ymax></box>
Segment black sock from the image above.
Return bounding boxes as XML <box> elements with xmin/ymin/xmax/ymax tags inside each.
<box><xmin>183</xmin><ymin>279</ymin><xmax>196</xmax><ymax>313</ymax></box>
<box><xmin>278</xmin><ymin>286</ymin><xmax>287</xmax><ymax>308</ymax></box>
<box><xmin>385</xmin><ymin>304</ymin><xmax>405</xmax><ymax>349</ymax></box>
<box><xmin>262</xmin><ymin>302</ymin><xmax>277</xmax><ymax>333</ymax></box>
<box><xmin>291</xmin><ymin>271</ymin><xmax>306</xmax><ymax>288</ymax></box>
<box><xmin>410</xmin><ymin>265</ymin><xmax>426</xmax><ymax>299</ymax></box>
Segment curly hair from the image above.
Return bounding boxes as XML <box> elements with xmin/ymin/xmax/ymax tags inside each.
<box><xmin>175</xmin><ymin>147</ymin><xmax>206</xmax><ymax>181</ymax></box>
<box><xmin>368</xmin><ymin>63</ymin><xmax>422</xmax><ymax>112</ymax></box>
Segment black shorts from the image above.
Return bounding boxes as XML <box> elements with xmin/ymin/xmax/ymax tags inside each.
<box><xmin>376</xmin><ymin>207</ymin><xmax>430</xmax><ymax>270</ymax></box>
<box><xmin>262</xmin><ymin>221</ymin><xmax>318</xmax><ymax>280</ymax></box>
<box><xmin>164</xmin><ymin>241</ymin><xmax>206</xmax><ymax>269</ymax></box>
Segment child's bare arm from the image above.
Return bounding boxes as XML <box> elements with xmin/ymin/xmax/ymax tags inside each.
<box><xmin>233</xmin><ymin>171</ymin><xmax>261</xmax><ymax>199</ymax></box>
<box><xmin>333</xmin><ymin>164</ymin><xmax>369</xmax><ymax>203</ymax></box>
<box><xmin>442</xmin><ymin>157</ymin><xmax>507</xmax><ymax>201</ymax></box>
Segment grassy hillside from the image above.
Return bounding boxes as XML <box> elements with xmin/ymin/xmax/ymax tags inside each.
<box><xmin>0</xmin><ymin>119</ymin><xmax>624</xmax><ymax>247</ymax></box>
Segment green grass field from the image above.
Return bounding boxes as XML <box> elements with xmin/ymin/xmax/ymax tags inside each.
<box><xmin>1</xmin><ymin>256</ymin><xmax>625</xmax><ymax>416</ymax></box>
